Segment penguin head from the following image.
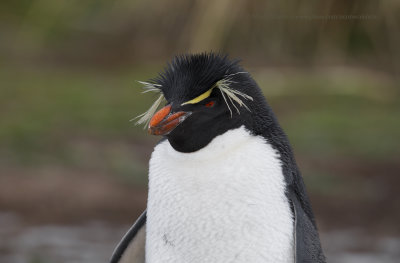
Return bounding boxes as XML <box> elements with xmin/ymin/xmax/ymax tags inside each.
<box><xmin>135</xmin><ymin>53</ymin><xmax>272</xmax><ymax>153</ymax></box>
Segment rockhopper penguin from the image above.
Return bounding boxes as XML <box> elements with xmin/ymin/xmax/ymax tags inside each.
<box><xmin>110</xmin><ymin>53</ymin><xmax>326</xmax><ymax>263</ymax></box>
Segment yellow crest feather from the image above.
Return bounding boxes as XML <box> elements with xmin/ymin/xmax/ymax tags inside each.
<box><xmin>181</xmin><ymin>88</ymin><xmax>214</xmax><ymax>105</ymax></box>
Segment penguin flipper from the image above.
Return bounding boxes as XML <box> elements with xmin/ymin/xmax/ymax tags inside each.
<box><xmin>110</xmin><ymin>210</ymin><xmax>147</xmax><ymax>263</ymax></box>
<box><xmin>291</xmin><ymin>193</ymin><xmax>326</xmax><ymax>263</ymax></box>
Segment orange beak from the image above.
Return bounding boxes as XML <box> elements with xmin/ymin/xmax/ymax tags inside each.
<box><xmin>148</xmin><ymin>105</ymin><xmax>191</xmax><ymax>135</ymax></box>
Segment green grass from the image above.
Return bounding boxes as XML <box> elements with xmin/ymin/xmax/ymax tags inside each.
<box><xmin>0</xmin><ymin>66</ymin><xmax>157</xmax><ymax>161</ymax></box>
<box><xmin>0</xmin><ymin>65</ymin><xmax>398</xmax><ymax>184</ymax></box>
<box><xmin>256</xmin><ymin>69</ymin><xmax>400</xmax><ymax>160</ymax></box>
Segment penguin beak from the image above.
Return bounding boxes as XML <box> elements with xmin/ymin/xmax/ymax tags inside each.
<box><xmin>148</xmin><ymin>105</ymin><xmax>191</xmax><ymax>136</ymax></box>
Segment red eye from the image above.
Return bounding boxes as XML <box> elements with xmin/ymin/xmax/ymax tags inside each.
<box><xmin>205</xmin><ymin>101</ymin><xmax>215</xmax><ymax>107</ymax></box>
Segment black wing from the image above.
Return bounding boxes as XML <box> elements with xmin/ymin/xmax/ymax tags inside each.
<box><xmin>110</xmin><ymin>210</ymin><xmax>147</xmax><ymax>263</ymax></box>
<box><xmin>290</xmin><ymin>191</ymin><xmax>326</xmax><ymax>263</ymax></box>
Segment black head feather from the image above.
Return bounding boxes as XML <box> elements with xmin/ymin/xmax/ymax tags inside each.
<box><xmin>154</xmin><ymin>53</ymin><xmax>243</xmax><ymax>104</ymax></box>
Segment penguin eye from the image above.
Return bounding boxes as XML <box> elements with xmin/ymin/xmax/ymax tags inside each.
<box><xmin>205</xmin><ymin>101</ymin><xmax>215</xmax><ymax>108</ymax></box>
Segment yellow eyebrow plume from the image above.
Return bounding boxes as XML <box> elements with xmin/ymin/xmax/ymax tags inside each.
<box><xmin>181</xmin><ymin>87</ymin><xmax>214</xmax><ymax>105</ymax></box>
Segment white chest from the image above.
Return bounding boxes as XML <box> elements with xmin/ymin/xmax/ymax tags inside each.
<box><xmin>145</xmin><ymin>127</ymin><xmax>294</xmax><ymax>263</ymax></box>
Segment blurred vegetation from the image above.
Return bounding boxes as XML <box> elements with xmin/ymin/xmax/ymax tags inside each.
<box><xmin>0</xmin><ymin>0</ymin><xmax>399</xmax><ymax>187</ymax></box>
<box><xmin>1</xmin><ymin>0</ymin><xmax>399</xmax><ymax>70</ymax></box>
<box><xmin>1</xmin><ymin>66</ymin><xmax>398</xmax><ymax>184</ymax></box>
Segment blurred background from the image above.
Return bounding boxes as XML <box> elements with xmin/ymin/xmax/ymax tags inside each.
<box><xmin>0</xmin><ymin>0</ymin><xmax>399</xmax><ymax>262</ymax></box>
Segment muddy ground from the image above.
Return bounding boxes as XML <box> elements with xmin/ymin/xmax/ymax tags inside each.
<box><xmin>0</xmin><ymin>158</ymin><xmax>399</xmax><ymax>263</ymax></box>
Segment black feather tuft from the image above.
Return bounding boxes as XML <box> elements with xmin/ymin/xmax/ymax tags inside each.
<box><xmin>154</xmin><ymin>53</ymin><xmax>242</xmax><ymax>104</ymax></box>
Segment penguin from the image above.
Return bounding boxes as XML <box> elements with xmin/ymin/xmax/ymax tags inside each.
<box><xmin>110</xmin><ymin>53</ymin><xmax>326</xmax><ymax>263</ymax></box>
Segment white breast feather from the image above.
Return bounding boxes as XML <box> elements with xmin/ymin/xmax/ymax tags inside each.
<box><xmin>146</xmin><ymin>126</ymin><xmax>294</xmax><ymax>263</ymax></box>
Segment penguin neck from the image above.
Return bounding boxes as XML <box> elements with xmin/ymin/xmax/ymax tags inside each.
<box><xmin>146</xmin><ymin>126</ymin><xmax>294</xmax><ymax>263</ymax></box>
<box><xmin>163</xmin><ymin>125</ymin><xmax>253</xmax><ymax>161</ymax></box>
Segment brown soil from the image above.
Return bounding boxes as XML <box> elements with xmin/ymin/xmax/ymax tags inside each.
<box><xmin>0</xmin><ymin>158</ymin><xmax>399</xmax><ymax>237</ymax></box>
<box><xmin>308</xmin><ymin>158</ymin><xmax>400</xmax><ymax>236</ymax></box>
<box><xmin>0</xmin><ymin>166</ymin><xmax>147</xmax><ymax>225</ymax></box>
